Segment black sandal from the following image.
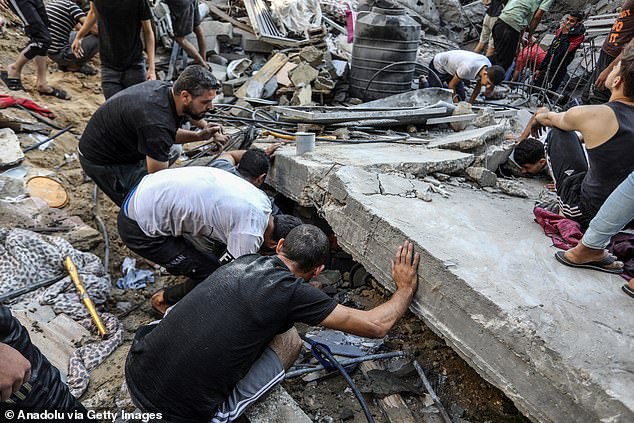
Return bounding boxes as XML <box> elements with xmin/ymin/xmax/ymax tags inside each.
<box><xmin>38</xmin><ymin>87</ymin><xmax>71</xmax><ymax>100</ymax></box>
<box><xmin>1</xmin><ymin>71</ymin><xmax>25</xmax><ymax>91</ymax></box>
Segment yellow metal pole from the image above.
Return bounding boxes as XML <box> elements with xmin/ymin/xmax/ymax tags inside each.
<box><xmin>64</xmin><ymin>256</ymin><xmax>108</xmax><ymax>338</ymax></box>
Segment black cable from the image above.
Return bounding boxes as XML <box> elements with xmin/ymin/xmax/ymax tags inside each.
<box><xmin>301</xmin><ymin>335</ymin><xmax>375</xmax><ymax>423</ymax></box>
<box><xmin>362</xmin><ymin>61</ymin><xmax>443</xmax><ymax>101</ymax></box>
<box><xmin>92</xmin><ymin>185</ymin><xmax>110</xmax><ymax>276</ymax></box>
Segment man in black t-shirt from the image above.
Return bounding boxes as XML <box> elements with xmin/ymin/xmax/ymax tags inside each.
<box><xmin>125</xmin><ymin>225</ymin><xmax>421</xmax><ymax>423</ymax></box>
<box><xmin>78</xmin><ymin>65</ymin><xmax>228</xmax><ymax>206</ymax></box>
<box><xmin>71</xmin><ymin>0</ymin><xmax>156</xmax><ymax>99</ymax></box>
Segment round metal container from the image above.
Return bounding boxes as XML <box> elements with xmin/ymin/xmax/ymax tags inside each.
<box><xmin>349</xmin><ymin>7</ymin><xmax>421</xmax><ymax>101</ymax></box>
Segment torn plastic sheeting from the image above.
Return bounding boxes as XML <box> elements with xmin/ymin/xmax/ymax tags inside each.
<box><xmin>270</xmin><ymin>0</ymin><xmax>322</xmax><ymax>35</ymax></box>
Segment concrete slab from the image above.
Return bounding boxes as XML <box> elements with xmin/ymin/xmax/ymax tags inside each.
<box><xmin>426</xmin><ymin>124</ymin><xmax>505</xmax><ymax>151</ymax></box>
<box><xmin>266</xmin><ymin>144</ymin><xmax>473</xmax><ymax>206</ymax></box>
<box><xmin>268</xmin><ymin>154</ymin><xmax>634</xmax><ymax>423</ymax></box>
<box><xmin>245</xmin><ymin>385</ymin><xmax>311</xmax><ymax>423</ymax></box>
<box><xmin>13</xmin><ymin>306</ymin><xmax>91</xmax><ymax>378</ymax></box>
<box><xmin>0</xmin><ymin>128</ymin><xmax>24</xmax><ymax>167</ymax></box>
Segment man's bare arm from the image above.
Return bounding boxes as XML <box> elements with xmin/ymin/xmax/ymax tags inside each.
<box><xmin>146</xmin><ymin>156</ymin><xmax>168</xmax><ymax>174</ymax></box>
<box><xmin>320</xmin><ymin>241</ymin><xmax>420</xmax><ymax>338</ymax></box>
<box><xmin>0</xmin><ymin>343</ymin><xmax>31</xmax><ymax>402</ymax></box>
<box><xmin>71</xmin><ymin>2</ymin><xmax>97</xmax><ymax>57</ymax></box>
<box><xmin>141</xmin><ymin>19</ymin><xmax>156</xmax><ymax>81</ymax></box>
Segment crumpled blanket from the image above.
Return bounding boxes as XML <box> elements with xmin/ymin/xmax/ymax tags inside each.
<box><xmin>0</xmin><ymin>94</ymin><xmax>55</xmax><ymax>118</ymax></box>
<box><xmin>533</xmin><ymin>207</ymin><xmax>583</xmax><ymax>250</ymax></box>
<box><xmin>0</xmin><ymin>228</ymin><xmax>123</xmax><ymax>397</ymax></box>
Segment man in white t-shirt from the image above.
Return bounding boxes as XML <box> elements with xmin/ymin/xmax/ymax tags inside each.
<box><xmin>428</xmin><ymin>50</ymin><xmax>505</xmax><ymax>103</ymax></box>
<box><xmin>117</xmin><ymin>166</ymin><xmax>301</xmax><ymax>314</ymax></box>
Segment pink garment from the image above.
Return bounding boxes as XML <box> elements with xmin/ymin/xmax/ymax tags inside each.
<box><xmin>533</xmin><ymin>207</ymin><xmax>583</xmax><ymax>250</ymax></box>
<box><xmin>516</xmin><ymin>44</ymin><xmax>547</xmax><ymax>72</ymax></box>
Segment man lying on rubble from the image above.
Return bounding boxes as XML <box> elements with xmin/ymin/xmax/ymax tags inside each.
<box><xmin>209</xmin><ymin>144</ymin><xmax>281</xmax><ymax>188</ymax></box>
<box><xmin>0</xmin><ymin>305</ymin><xmax>93</xmax><ymax>420</ymax></box>
<box><xmin>529</xmin><ymin>46</ymin><xmax>634</xmax><ymax>235</ymax></box>
<box><xmin>427</xmin><ymin>50</ymin><xmax>505</xmax><ymax>103</ymax></box>
<box><xmin>78</xmin><ymin>65</ymin><xmax>228</xmax><ymax>207</ymax></box>
<box><xmin>125</xmin><ymin>225</ymin><xmax>420</xmax><ymax>423</ymax></box>
<box><xmin>117</xmin><ymin>166</ymin><xmax>301</xmax><ymax>315</ymax></box>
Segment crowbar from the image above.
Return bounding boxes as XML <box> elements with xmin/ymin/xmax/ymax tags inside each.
<box><xmin>64</xmin><ymin>256</ymin><xmax>108</xmax><ymax>338</ymax></box>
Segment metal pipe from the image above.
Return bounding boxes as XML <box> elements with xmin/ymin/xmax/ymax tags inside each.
<box><xmin>23</xmin><ymin>125</ymin><xmax>73</xmax><ymax>152</ymax></box>
<box><xmin>92</xmin><ymin>185</ymin><xmax>110</xmax><ymax>276</ymax></box>
<box><xmin>0</xmin><ymin>274</ymin><xmax>65</xmax><ymax>303</ymax></box>
<box><xmin>413</xmin><ymin>360</ymin><xmax>453</xmax><ymax>423</ymax></box>
<box><xmin>285</xmin><ymin>351</ymin><xmax>406</xmax><ymax>379</ymax></box>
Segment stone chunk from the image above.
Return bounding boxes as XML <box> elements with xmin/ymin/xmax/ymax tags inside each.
<box><xmin>0</xmin><ymin>128</ymin><xmax>24</xmax><ymax>167</ymax></box>
<box><xmin>497</xmin><ymin>179</ymin><xmax>529</xmax><ymax>198</ymax></box>
<box><xmin>427</xmin><ymin>125</ymin><xmax>505</xmax><ymax>152</ymax></box>
<box><xmin>465</xmin><ymin>166</ymin><xmax>497</xmax><ymax>187</ymax></box>
<box><xmin>289</xmin><ymin>63</ymin><xmax>319</xmax><ymax>87</ymax></box>
<box><xmin>473</xmin><ymin>107</ymin><xmax>496</xmax><ymax>127</ymax></box>
<box><xmin>299</xmin><ymin>45</ymin><xmax>324</xmax><ymax>67</ymax></box>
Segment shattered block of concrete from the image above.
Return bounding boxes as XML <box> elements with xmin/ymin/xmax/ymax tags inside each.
<box><xmin>427</xmin><ymin>124</ymin><xmax>505</xmax><ymax>152</ymax></box>
<box><xmin>0</xmin><ymin>175</ymin><xmax>26</xmax><ymax>199</ymax></box>
<box><xmin>13</xmin><ymin>306</ymin><xmax>91</xmax><ymax>378</ymax></box>
<box><xmin>299</xmin><ymin>45</ymin><xmax>324</xmax><ymax>67</ymax></box>
<box><xmin>289</xmin><ymin>63</ymin><xmax>319</xmax><ymax>87</ymax></box>
<box><xmin>465</xmin><ymin>166</ymin><xmax>497</xmax><ymax>187</ymax></box>
<box><xmin>497</xmin><ymin>179</ymin><xmax>529</xmax><ymax>198</ymax></box>
<box><xmin>473</xmin><ymin>107</ymin><xmax>496</xmax><ymax>128</ymax></box>
<box><xmin>291</xmin><ymin>85</ymin><xmax>312</xmax><ymax>106</ymax></box>
<box><xmin>472</xmin><ymin>140</ymin><xmax>514</xmax><ymax>172</ymax></box>
<box><xmin>0</xmin><ymin>128</ymin><xmax>24</xmax><ymax>167</ymax></box>
<box><xmin>245</xmin><ymin>385</ymin><xmax>311</xmax><ymax>423</ymax></box>
<box><xmin>450</xmin><ymin>101</ymin><xmax>473</xmax><ymax>131</ymax></box>
<box><xmin>265</xmin><ymin>143</ymin><xmax>473</xmax><ymax>206</ymax></box>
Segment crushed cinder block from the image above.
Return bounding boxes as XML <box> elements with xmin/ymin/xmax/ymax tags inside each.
<box><xmin>291</xmin><ymin>85</ymin><xmax>312</xmax><ymax>106</ymax></box>
<box><xmin>0</xmin><ymin>175</ymin><xmax>26</xmax><ymax>199</ymax></box>
<box><xmin>497</xmin><ymin>179</ymin><xmax>529</xmax><ymax>198</ymax></box>
<box><xmin>465</xmin><ymin>166</ymin><xmax>497</xmax><ymax>187</ymax></box>
<box><xmin>472</xmin><ymin>141</ymin><xmax>514</xmax><ymax>172</ymax></box>
<box><xmin>289</xmin><ymin>63</ymin><xmax>319</xmax><ymax>87</ymax></box>
<box><xmin>0</xmin><ymin>128</ymin><xmax>24</xmax><ymax>167</ymax></box>
<box><xmin>473</xmin><ymin>107</ymin><xmax>496</xmax><ymax>128</ymax></box>
<box><xmin>299</xmin><ymin>45</ymin><xmax>324</xmax><ymax>67</ymax></box>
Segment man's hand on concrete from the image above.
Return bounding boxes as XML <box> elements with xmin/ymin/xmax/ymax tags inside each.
<box><xmin>0</xmin><ymin>343</ymin><xmax>31</xmax><ymax>401</ymax></box>
<box><xmin>390</xmin><ymin>240</ymin><xmax>420</xmax><ymax>293</ymax></box>
<box><xmin>264</xmin><ymin>142</ymin><xmax>283</xmax><ymax>157</ymax></box>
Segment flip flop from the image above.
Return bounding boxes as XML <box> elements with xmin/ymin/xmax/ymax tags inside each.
<box><xmin>39</xmin><ymin>87</ymin><xmax>71</xmax><ymax>100</ymax></box>
<box><xmin>1</xmin><ymin>71</ymin><xmax>25</xmax><ymax>91</ymax></box>
<box><xmin>554</xmin><ymin>250</ymin><xmax>624</xmax><ymax>274</ymax></box>
<box><xmin>622</xmin><ymin>284</ymin><xmax>634</xmax><ymax>299</ymax></box>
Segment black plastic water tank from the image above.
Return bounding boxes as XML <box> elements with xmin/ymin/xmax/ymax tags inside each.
<box><xmin>349</xmin><ymin>7</ymin><xmax>421</xmax><ymax>101</ymax></box>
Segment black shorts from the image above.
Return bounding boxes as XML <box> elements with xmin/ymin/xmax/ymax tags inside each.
<box><xmin>167</xmin><ymin>0</ymin><xmax>201</xmax><ymax>37</ymax></box>
<box><xmin>544</xmin><ymin>128</ymin><xmax>592</xmax><ymax>226</ymax></box>
<box><xmin>491</xmin><ymin>18</ymin><xmax>520</xmax><ymax>71</ymax></box>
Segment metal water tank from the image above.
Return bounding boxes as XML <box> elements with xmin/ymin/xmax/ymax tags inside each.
<box><xmin>349</xmin><ymin>7</ymin><xmax>421</xmax><ymax>101</ymax></box>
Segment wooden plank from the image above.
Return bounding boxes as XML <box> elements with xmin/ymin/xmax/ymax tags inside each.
<box><xmin>360</xmin><ymin>361</ymin><xmax>417</xmax><ymax>423</ymax></box>
<box><xmin>235</xmin><ymin>52</ymin><xmax>289</xmax><ymax>99</ymax></box>
<box><xmin>205</xmin><ymin>3</ymin><xmax>255</xmax><ymax>35</ymax></box>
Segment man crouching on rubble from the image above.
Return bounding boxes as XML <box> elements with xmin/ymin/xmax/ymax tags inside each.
<box><xmin>526</xmin><ymin>46</ymin><xmax>634</xmax><ymax>233</ymax></box>
<box><xmin>125</xmin><ymin>225</ymin><xmax>420</xmax><ymax>423</ymax></box>
<box><xmin>78</xmin><ymin>65</ymin><xmax>228</xmax><ymax>206</ymax></box>
<box><xmin>428</xmin><ymin>50</ymin><xmax>505</xmax><ymax>103</ymax></box>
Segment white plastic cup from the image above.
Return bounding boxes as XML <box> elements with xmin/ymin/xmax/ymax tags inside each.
<box><xmin>295</xmin><ymin>132</ymin><xmax>316</xmax><ymax>155</ymax></box>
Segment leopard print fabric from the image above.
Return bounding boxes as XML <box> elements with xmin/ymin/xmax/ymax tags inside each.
<box><xmin>0</xmin><ymin>228</ymin><xmax>123</xmax><ymax>397</ymax></box>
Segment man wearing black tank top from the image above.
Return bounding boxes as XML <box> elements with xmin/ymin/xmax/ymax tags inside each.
<box><xmin>531</xmin><ymin>45</ymin><xmax>634</xmax><ymax>229</ymax></box>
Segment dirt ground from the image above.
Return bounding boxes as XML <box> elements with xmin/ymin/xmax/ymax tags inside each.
<box><xmin>1</xmin><ymin>17</ymin><xmax>529</xmax><ymax>423</ymax></box>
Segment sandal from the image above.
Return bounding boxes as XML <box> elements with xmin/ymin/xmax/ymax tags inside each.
<box><xmin>1</xmin><ymin>71</ymin><xmax>25</xmax><ymax>91</ymax></box>
<box><xmin>38</xmin><ymin>87</ymin><xmax>71</xmax><ymax>100</ymax></box>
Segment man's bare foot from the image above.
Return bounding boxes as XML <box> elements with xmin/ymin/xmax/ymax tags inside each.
<box><xmin>150</xmin><ymin>290</ymin><xmax>169</xmax><ymax>316</ymax></box>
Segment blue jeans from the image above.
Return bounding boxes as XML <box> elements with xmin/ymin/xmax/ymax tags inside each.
<box><xmin>582</xmin><ymin>171</ymin><xmax>634</xmax><ymax>249</ymax></box>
